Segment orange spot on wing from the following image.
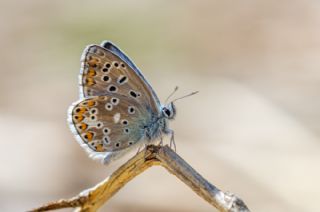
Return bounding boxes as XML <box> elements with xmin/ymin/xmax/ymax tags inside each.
<box><xmin>77</xmin><ymin>123</ymin><xmax>88</xmax><ymax>132</ymax></box>
<box><xmin>87</xmin><ymin>58</ymin><xmax>99</xmax><ymax>67</ymax></box>
<box><xmin>74</xmin><ymin>107</ymin><xmax>87</xmax><ymax>114</ymax></box>
<box><xmin>73</xmin><ymin>114</ymin><xmax>84</xmax><ymax>123</ymax></box>
<box><xmin>99</xmin><ymin>96</ymin><xmax>108</xmax><ymax>100</ymax></box>
<box><xmin>96</xmin><ymin>144</ymin><xmax>104</xmax><ymax>152</ymax></box>
<box><xmin>85</xmin><ymin>77</ymin><xmax>96</xmax><ymax>86</ymax></box>
<box><xmin>84</xmin><ymin>131</ymin><xmax>94</xmax><ymax>142</ymax></box>
<box><xmin>87</xmin><ymin>69</ymin><xmax>96</xmax><ymax>77</ymax></box>
<box><xmin>87</xmin><ymin>100</ymin><xmax>96</xmax><ymax>107</ymax></box>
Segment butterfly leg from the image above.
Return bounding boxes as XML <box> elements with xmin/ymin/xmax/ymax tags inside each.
<box><xmin>168</xmin><ymin>129</ymin><xmax>176</xmax><ymax>152</ymax></box>
<box><xmin>136</xmin><ymin>145</ymin><xmax>142</xmax><ymax>155</ymax></box>
<box><xmin>158</xmin><ymin>132</ymin><xmax>164</xmax><ymax>146</ymax></box>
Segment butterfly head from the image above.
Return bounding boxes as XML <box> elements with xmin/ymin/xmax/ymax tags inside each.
<box><xmin>162</xmin><ymin>102</ymin><xmax>176</xmax><ymax>120</ymax></box>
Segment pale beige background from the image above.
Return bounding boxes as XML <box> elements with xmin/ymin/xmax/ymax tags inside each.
<box><xmin>1</xmin><ymin>1</ymin><xmax>320</xmax><ymax>211</ymax></box>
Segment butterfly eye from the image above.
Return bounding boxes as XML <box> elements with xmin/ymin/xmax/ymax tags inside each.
<box><xmin>162</xmin><ymin>108</ymin><xmax>172</xmax><ymax>118</ymax></box>
<box><xmin>120</xmin><ymin>63</ymin><xmax>126</xmax><ymax>68</ymax></box>
<box><xmin>165</xmin><ymin>109</ymin><xmax>171</xmax><ymax>117</ymax></box>
<box><xmin>115</xmin><ymin>142</ymin><xmax>121</xmax><ymax>148</ymax></box>
<box><xmin>124</xmin><ymin>128</ymin><xmax>130</xmax><ymax>134</ymax></box>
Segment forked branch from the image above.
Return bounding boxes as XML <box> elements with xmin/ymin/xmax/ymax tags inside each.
<box><xmin>30</xmin><ymin>145</ymin><xmax>250</xmax><ymax>212</ymax></box>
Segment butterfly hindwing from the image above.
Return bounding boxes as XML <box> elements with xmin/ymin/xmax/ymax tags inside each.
<box><xmin>70</xmin><ymin>94</ymin><xmax>152</xmax><ymax>152</ymax></box>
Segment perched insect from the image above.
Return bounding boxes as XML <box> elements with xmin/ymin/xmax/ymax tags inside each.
<box><xmin>68</xmin><ymin>41</ymin><xmax>197</xmax><ymax>165</ymax></box>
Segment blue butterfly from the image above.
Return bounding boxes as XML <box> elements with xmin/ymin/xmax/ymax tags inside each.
<box><xmin>68</xmin><ymin>41</ymin><xmax>196</xmax><ymax>165</ymax></box>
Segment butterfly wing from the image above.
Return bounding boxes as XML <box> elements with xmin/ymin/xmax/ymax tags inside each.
<box><xmin>70</xmin><ymin>42</ymin><xmax>163</xmax><ymax>161</ymax></box>
<box><xmin>69</xmin><ymin>94</ymin><xmax>154</xmax><ymax>153</ymax></box>
<box><xmin>101</xmin><ymin>41</ymin><xmax>141</xmax><ymax>77</ymax></box>
<box><xmin>79</xmin><ymin>43</ymin><xmax>160</xmax><ymax>114</ymax></box>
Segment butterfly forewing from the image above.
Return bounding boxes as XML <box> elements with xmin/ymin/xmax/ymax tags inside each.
<box><xmin>79</xmin><ymin>45</ymin><xmax>160</xmax><ymax>114</ymax></box>
<box><xmin>70</xmin><ymin>95</ymin><xmax>151</xmax><ymax>152</ymax></box>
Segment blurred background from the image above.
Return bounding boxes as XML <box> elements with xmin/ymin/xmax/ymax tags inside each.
<box><xmin>1</xmin><ymin>0</ymin><xmax>320</xmax><ymax>211</ymax></box>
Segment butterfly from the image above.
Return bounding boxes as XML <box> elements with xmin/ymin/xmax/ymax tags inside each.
<box><xmin>68</xmin><ymin>41</ymin><xmax>197</xmax><ymax>165</ymax></box>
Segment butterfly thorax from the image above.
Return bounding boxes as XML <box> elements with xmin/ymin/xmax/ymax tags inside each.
<box><xmin>144</xmin><ymin>102</ymin><xmax>176</xmax><ymax>141</ymax></box>
<box><xmin>144</xmin><ymin>116</ymin><xmax>169</xmax><ymax>141</ymax></box>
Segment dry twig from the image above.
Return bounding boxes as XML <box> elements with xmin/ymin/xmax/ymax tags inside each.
<box><xmin>30</xmin><ymin>145</ymin><xmax>250</xmax><ymax>212</ymax></box>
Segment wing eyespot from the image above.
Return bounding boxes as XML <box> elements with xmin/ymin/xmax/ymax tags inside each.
<box><xmin>90</xmin><ymin>108</ymin><xmax>98</xmax><ymax>114</ymax></box>
<box><xmin>105</xmin><ymin>103</ymin><xmax>113</xmax><ymax>111</ymax></box>
<box><xmin>117</xmin><ymin>75</ymin><xmax>128</xmax><ymax>85</ymax></box>
<box><xmin>96</xmin><ymin>122</ymin><xmax>103</xmax><ymax>129</ymax></box>
<box><xmin>128</xmin><ymin>106</ymin><xmax>135</xmax><ymax>114</ymax></box>
<box><xmin>113</xmin><ymin>62</ymin><xmax>119</xmax><ymax>68</ymax></box>
<box><xmin>105</xmin><ymin>63</ymin><xmax>111</xmax><ymax>68</ymax></box>
<box><xmin>73</xmin><ymin>114</ymin><xmax>84</xmax><ymax>123</ymax></box>
<box><xmin>129</xmin><ymin>90</ymin><xmax>141</xmax><ymax>98</ymax></box>
<box><xmin>107</xmin><ymin>85</ymin><xmax>118</xmax><ymax>93</ymax></box>
<box><xmin>121</xmin><ymin>119</ymin><xmax>128</xmax><ymax>125</ymax></box>
<box><xmin>103</xmin><ymin>136</ymin><xmax>110</xmax><ymax>144</ymax></box>
<box><xmin>77</xmin><ymin>123</ymin><xmax>88</xmax><ymax>132</ymax></box>
<box><xmin>111</xmin><ymin>97</ymin><xmax>119</xmax><ymax>105</ymax></box>
<box><xmin>103</xmin><ymin>127</ymin><xmax>111</xmax><ymax>135</ymax></box>
<box><xmin>74</xmin><ymin>107</ymin><xmax>87</xmax><ymax>114</ymax></box>
<box><xmin>82</xmin><ymin>131</ymin><xmax>95</xmax><ymax>142</ymax></box>
<box><xmin>90</xmin><ymin>115</ymin><xmax>97</xmax><ymax>121</ymax></box>
<box><xmin>102</xmin><ymin>75</ymin><xmax>111</xmax><ymax>82</ymax></box>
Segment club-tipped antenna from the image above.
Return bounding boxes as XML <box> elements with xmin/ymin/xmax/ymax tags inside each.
<box><xmin>172</xmin><ymin>91</ymin><xmax>199</xmax><ymax>103</ymax></box>
<box><xmin>165</xmin><ymin>86</ymin><xmax>179</xmax><ymax>104</ymax></box>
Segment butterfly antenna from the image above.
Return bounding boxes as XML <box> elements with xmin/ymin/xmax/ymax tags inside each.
<box><xmin>165</xmin><ymin>86</ymin><xmax>179</xmax><ymax>104</ymax></box>
<box><xmin>172</xmin><ymin>91</ymin><xmax>199</xmax><ymax>103</ymax></box>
